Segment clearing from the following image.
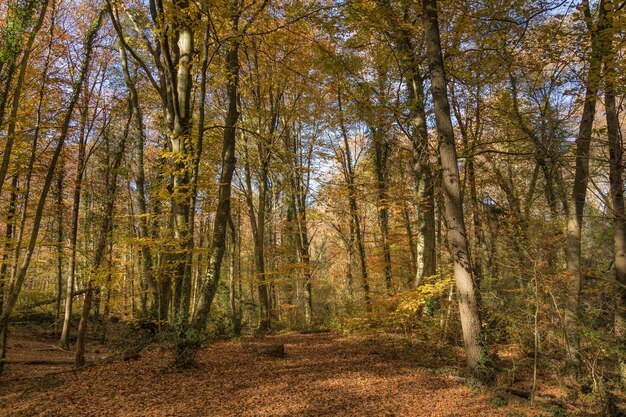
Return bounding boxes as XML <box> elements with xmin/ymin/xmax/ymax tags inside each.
<box><xmin>1</xmin><ymin>330</ymin><xmax>573</xmax><ymax>416</ymax></box>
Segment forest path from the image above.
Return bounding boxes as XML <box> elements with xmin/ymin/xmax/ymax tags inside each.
<box><xmin>0</xmin><ymin>331</ymin><xmax>538</xmax><ymax>416</ymax></box>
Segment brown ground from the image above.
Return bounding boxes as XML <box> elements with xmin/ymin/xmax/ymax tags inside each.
<box><xmin>0</xmin><ymin>331</ymin><xmax>569</xmax><ymax>416</ymax></box>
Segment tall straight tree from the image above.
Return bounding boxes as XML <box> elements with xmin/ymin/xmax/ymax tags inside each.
<box><xmin>421</xmin><ymin>0</ymin><xmax>491</xmax><ymax>381</ymax></box>
<box><xmin>337</xmin><ymin>90</ymin><xmax>371</xmax><ymax>313</ymax></box>
<box><xmin>375</xmin><ymin>0</ymin><xmax>436</xmax><ymax>284</ymax></box>
<box><xmin>563</xmin><ymin>0</ymin><xmax>607</xmax><ymax>372</ymax></box>
<box><xmin>603</xmin><ymin>1</ymin><xmax>626</xmax><ymax>382</ymax></box>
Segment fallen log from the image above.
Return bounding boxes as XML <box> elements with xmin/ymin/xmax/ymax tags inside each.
<box><xmin>18</xmin><ymin>288</ymin><xmax>89</xmax><ymax>311</ymax></box>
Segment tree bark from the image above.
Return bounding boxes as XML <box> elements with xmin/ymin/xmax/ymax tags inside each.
<box><xmin>377</xmin><ymin>0</ymin><xmax>436</xmax><ymax>284</ymax></box>
<box><xmin>603</xmin><ymin>12</ymin><xmax>626</xmax><ymax>381</ymax></box>
<box><xmin>371</xmin><ymin>126</ymin><xmax>393</xmax><ymax>292</ymax></box>
<box><xmin>338</xmin><ymin>90</ymin><xmax>371</xmax><ymax>313</ymax></box>
<box><xmin>422</xmin><ymin>0</ymin><xmax>491</xmax><ymax>381</ymax></box>
<box><xmin>55</xmin><ymin>164</ymin><xmax>64</xmax><ymax>336</ymax></box>
<box><xmin>60</xmin><ymin>99</ymin><xmax>89</xmax><ymax>350</ymax></box>
<box><xmin>563</xmin><ymin>0</ymin><xmax>607</xmax><ymax>372</ymax></box>
<box><xmin>192</xmin><ymin>5</ymin><xmax>242</xmax><ymax>331</ymax></box>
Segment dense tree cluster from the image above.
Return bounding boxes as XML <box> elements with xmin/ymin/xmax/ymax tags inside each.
<box><xmin>0</xmin><ymin>0</ymin><xmax>625</xmax><ymax>401</ymax></box>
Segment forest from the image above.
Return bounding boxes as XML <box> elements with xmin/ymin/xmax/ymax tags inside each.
<box><xmin>0</xmin><ymin>0</ymin><xmax>625</xmax><ymax>415</ymax></box>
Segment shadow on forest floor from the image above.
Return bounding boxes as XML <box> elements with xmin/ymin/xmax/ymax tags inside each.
<box><xmin>0</xmin><ymin>329</ymin><xmax>607</xmax><ymax>416</ymax></box>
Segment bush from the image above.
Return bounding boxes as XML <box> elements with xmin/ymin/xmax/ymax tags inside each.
<box><xmin>171</xmin><ymin>325</ymin><xmax>206</xmax><ymax>369</ymax></box>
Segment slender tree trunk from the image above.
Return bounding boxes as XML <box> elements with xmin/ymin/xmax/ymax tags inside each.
<box><xmin>117</xmin><ymin>36</ymin><xmax>157</xmax><ymax>311</ymax></box>
<box><xmin>100</xmin><ymin>228</ymin><xmax>113</xmax><ymax>343</ymax></box>
<box><xmin>422</xmin><ymin>0</ymin><xmax>491</xmax><ymax>381</ymax></box>
<box><xmin>346</xmin><ymin>218</ymin><xmax>354</xmax><ymax>297</ymax></box>
<box><xmin>338</xmin><ymin>91</ymin><xmax>371</xmax><ymax>313</ymax></box>
<box><xmin>74</xmin><ymin>282</ymin><xmax>93</xmax><ymax>368</ymax></box>
<box><xmin>296</xmin><ymin>183</ymin><xmax>313</xmax><ymax>324</ymax></box>
<box><xmin>0</xmin><ymin>176</ymin><xmax>18</xmax><ymax>371</ymax></box>
<box><xmin>242</xmin><ymin>139</ymin><xmax>271</xmax><ymax>330</ymax></box>
<box><xmin>55</xmin><ymin>164</ymin><xmax>64</xmax><ymax>336</ymax></box>
<box><xmin>604</xmin><ymin>25</ymin><xmax>626</xmax><ymax>382</ymax></box>
<box><xmin>228</xmin><ymin>212</ymin><xmax>242</xmax><ymax>336</ymax></box>
<box><xmin>256</xmin><ymin>166</ymin><xmax>271</xmax><ymax>330</ymax></box>
<box><xmin>400</xmin><ymin>165</ymin><xmax>418</xmax><ymax>283</ymax></box>
<box><xmin>563</xmin><ymin>0</ymin><xmax>606</xmax><ymax>372</ymax></box>
<box><xmin>192</xmin><ymin>8</ymin><xmax>241</xmax><ymax>331</ymax></box>
<box><xmin>76</xmin><ymin>100</ymin><xmax>128</xmax><ymax>368</ymax></box>
<box><xmin>60</xmin><ymin>110</ymin><xmax>88</xmax><ymax>350</ymax></box>
<box><xmin>371</xmin><ymin>127</ymin><xmax>393</xmax><ymax>292</ymax></box>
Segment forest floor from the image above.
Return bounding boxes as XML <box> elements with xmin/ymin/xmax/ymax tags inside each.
<box><xmin>0</xmin><ymin>326</ymin><xmax>610</xmax><ymax>416</ymax></box>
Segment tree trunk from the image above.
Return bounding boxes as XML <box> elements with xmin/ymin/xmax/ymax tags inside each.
<box><xmin>0</xmin><ymin>176</ymin><xmax>18</xmax><ymax>371</ymax></box>
<box><xmin>76</xmin><ymin>94</ymin><xmax>129</xmax><ymax>368</ymax></box>
<box><xmin>191</xmin><ymin>7</ymin><xmax>242</xmax><ymax>331</ymax></box>
<box><xmin>117</xmin><ymin>35</ymin><xmax>157</xmax><ymax>312</ymax></box>
<box><xmin>55</xmin><ymin>164</ymin><xmax>64</xmax><ymax>336</ymax></box>
<box><xmin>604</xmin><ymin>19</ymin><xmax>626</xmax><ymax>382</ymax></box>
<box><xmin>60</xmin><ymin>105</ymin><xmax>89</xmax><ymax>350</ymax></box>
<box><xmin>371</xmin><ymin>127</ymin><xmax>393</xmax><ymax>292</ymax></box>
<box><xmin>422</xmin><ymin>0</ymin><xmax>491</xmax><ymax>382</ymax></box>
<box><xmin>563</xmin><ymin>0</ymin><xmax>606</xmax><ymax>372</ymax></box>
<box><xmin>407</xmin><ymin>72</ymin><xmax>437</xmax><ymax>285</ymax></box>
<box><xmin>377</xmin><ymin>0</ymin><xmax>437</xmax><ymax>284</ymax></box>
<box><xmin>228</xmin><ymin>212</ymin><xmax>242</xmax><ymax>336</ymax></box>
<box><xmin>338</xmin><ymin>90</ymin><xmax>371</xmax><ymax>313</ymax></box>
<box><xmin>0</xmin><ymin>0</ymin><xmax>49</xmax><ymax>198</ymax></box>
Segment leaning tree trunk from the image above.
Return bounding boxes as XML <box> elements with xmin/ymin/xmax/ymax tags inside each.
<box><xmin>0</xmin><ymin>0</ymin><xmax>48</xmax><ymax>197</ymax></box>
<box><xmin>191</xmin><ymin>10</ymin><xmax>241</xmax><ymax>331</ymax></box>
<box><xmin>422</xmin><ymin>0</ymin><xmax>491</xmax><ymax>382</ymax></box>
